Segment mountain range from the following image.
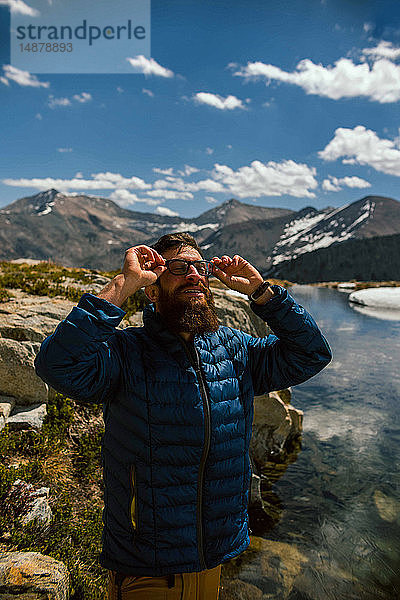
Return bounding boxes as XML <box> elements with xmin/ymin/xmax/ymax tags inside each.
<box><xmin>1</xmin><ymin>189</ymin><xmax>399</xmax><ymax>282</ymax></box>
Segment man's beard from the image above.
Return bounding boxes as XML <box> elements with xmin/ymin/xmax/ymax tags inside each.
<box><xmin>157</xmin><ymin>282</ymin><xmax>219</xmax><ymax>335</ymax></box>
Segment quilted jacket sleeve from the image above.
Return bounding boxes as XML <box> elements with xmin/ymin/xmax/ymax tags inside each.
<box><xmin>245</xmin><ymin>285</ymin><xmax>332</xmax><ymax>395</ymax></box>
<box><xmin>34</xmin><ymin>293</ymin><xmax>125</xmax><ymax>403</ymax></box>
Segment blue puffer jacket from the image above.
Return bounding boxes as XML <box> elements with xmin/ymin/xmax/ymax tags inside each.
<box><xmin>35</xmin><ymin>285</ymin><xmax>331</xmax><ymax>576</ymax></box>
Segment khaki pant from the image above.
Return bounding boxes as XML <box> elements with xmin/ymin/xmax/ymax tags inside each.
<box><xmin>107</xmin><ymin>564</ymin><xmax>221</xmax><ymax>600</ymax></box>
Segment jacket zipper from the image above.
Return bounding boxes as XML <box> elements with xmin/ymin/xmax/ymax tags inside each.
<box><xmin>130</xmin><ymin>465</ymin><xmax>137</xmax><ymax>532</ymax></box>
<box><xmin>182</xmin><ymin>340</ymin><xmax>211</xmax><ymax>570</ymax></box>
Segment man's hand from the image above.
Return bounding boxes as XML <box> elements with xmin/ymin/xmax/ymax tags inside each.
<box><xmin>122</xmin><ymin>245</ymin><xmax>166</xmax><ymax>288</ymax></box>
<box><xmin>211</xmin><ymin>255</ymin><xmax>264</xmax><ymax>296</ymax></box>
<box><xmin>97</xmin><ymin>245</ymin><xmax>166</xmax><ymax>307</ymax></box>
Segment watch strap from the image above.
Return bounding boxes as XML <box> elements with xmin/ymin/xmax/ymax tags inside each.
<box><xmin>249</xmin><ymin>280</ymin><xmax>271</xmax><ymax>301</ymax></box>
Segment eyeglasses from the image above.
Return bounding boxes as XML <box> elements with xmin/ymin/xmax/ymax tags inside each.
<box><xmin>164</xmin><ymin>259</ymin><xmax>213</xmax><ymax>277</ymax></box>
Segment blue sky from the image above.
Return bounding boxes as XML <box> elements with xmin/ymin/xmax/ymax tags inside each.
<box><xmin>1</xmin><ymin>0</ymin><xmax>400</xmax><ymax>218</ymax></box>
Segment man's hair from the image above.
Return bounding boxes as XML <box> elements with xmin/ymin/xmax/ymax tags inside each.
<box><xmin>151</xmin><ymin>232</ymin><xmax>203</xmax><ymax>257</ymax></box>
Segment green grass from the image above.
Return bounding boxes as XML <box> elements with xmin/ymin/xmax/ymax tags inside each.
<box><xmin>0</xmin><ymin>394</ymin><xmax>107</xmax><ymax>599</ymax></box>
<box><xmin>0</xmin><ymin>260</ymin><xmax>147</xmax><ymax>318</ymax></box>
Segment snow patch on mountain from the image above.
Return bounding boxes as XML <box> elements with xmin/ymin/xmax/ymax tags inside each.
<box><xmin>36</xmin><ymin>202</ymin><xmax>54</xmax><ymax>216</ymax></box>
<box><xmin>270</xmin><ymin>199</ymin><xmax>376</xmax><ymax>265</ymax></box>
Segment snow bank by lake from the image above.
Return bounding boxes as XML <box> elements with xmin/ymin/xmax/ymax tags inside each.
<box><xmin>348</xmin><ymin>287</ymin><xmax>400</xmax><ymax>310</ymax></box>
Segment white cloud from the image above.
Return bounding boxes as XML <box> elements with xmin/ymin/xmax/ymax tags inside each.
<box><xmin>126</xmin><ymin>55</ymin><xmax>174</xmax><ymax>78</ymax></box>
<box><xmin>92</xmin><ymin>172</ymin><xmax>150</xmax><ymax>189</ymax></box>
<box><xmin>212</xmin><ymin>160</ymin><xmax>318</xmax><ymax>199</ymax></box>
<box><xmin>57</xmin><ymin>147</ymin><xmax>73</xmax><ymax>153</ymax></box>
<box><xmin>193</xmin><ymin>92</ymin><xmax>245</xmax><ymax>110</ymax></box>
<box><xmin>339</xmin><ymin>176</ymin><xmax>371</xmax><ymax>188</ymax></box>
<box><xmin>72</xmin><ymin>92</ymin><xmax>92</xmax><ymax>103</ymax></box>
<box><xmin>206</xmin><ymin>147</ymin><xmax>214</xmax><ymax>155</ymax></box>
<box><xmin>153</xmin><ymin>177</ymin><xmax>183</xmax><ymax>190</ymax></box>
<box><xmin>109</xmin><ymin>189</ymin><xmax>161</xmax><ymax>207</ymax></box>
<box><xmin>48</xmin><ymin>95</ymin><xmax>71</xmax><ymax>108</ymax></box>
<box><xmin>178</xmin><ymin>165</ymin><xmax>199</xmax><ymax>177</ymax></box>
<box><xmin>206</xmin><ymin>196</ymin><xmax>217</xmax><ymax>204</ymax></box>
<box><xmin>48</xmin><ymin>92</ymin><xmax>92</xmax><ymax>108</ymax></box>
<box><xmin>35</xmin><ymin>112</ymin><xmax>42</xmax><ymax>120</ymax></box>
<box><xmin>109</xmin><ymin>189</ymin><xmax>143</xmax><ymax>206</ymax></box>
<box><xmin>0</xmin><ymin>0</ymin><xmax>39</xmax><ymax>16</ymax></box>
<box><xmin>322</xmin><ymin>178</ymin><xmax>341</xmax><ymax>192</ymax></box>
<box><xmin>233</xmin><ymin>55</ymin><xmax>400</xmax><ymax>103</ymax></box>
<box><xmin>142</xmin><ymin>88</ymin><xmax>154</xmax><ymax>97</ymax></box>
<box><xmin>156</xmin><ymin>206</ymin><xmax>179</xmax><ymax>217</ymax></box>
<box><xmin>145</xmin><ymin>189</ymin><xmax>194</xmax><ymax>200</ymax></box>
<box><xmin>0</xmin><ymin>76</ymin><xmax>9</xmax><ymax>86</ymax></box>
<box><xmin>319</xmin><ymin>126</ymin><xmax>400</xmax><ymax>176</ymax></box>
<box><xmin>152</xmin><ymin>176</ymin><xmax>225</xmax><ymax>194</ymax></box>
<box><xmin>117</xmin><ymin>86</ymin><xmax>124</xmax><ymax>93</ymax></box>
<box><xmin>153</xmin><ymin>167</ymin><xmax>174</xmax><ymax>176</ymax></box>
<box><xmin>2</xmin><ymin>65</ymin><xmax>49</xmax><ymax>87</ymax></box>
<box><xmin>2</xmin><ymin>172</ymin><xmax>151</xmax><ymax>193</ymax></box>
<box><xmin>362</xmin><ymin>41</ymin><xmax>400</xmax><ymax>61</ymax></box>
<box><xmin>322</xmin><ymin>175</ymin><xmax>371</xmax><ymax>192</ymax></box>
<box><xmin>186</xmin><ymin>179</ymin><xmax>225</xmax><ymax>193</ymax></box>
<box><xmin>75</xmin><ymin>172</ymin><xmax>83</xmax><ymax>178</ymax></box>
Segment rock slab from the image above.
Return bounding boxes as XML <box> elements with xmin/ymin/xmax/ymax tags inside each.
<box><xmin>0</xmin><ymin>552</ymin><xmax>68</xmax><ymax>600</ymax></box>
<box><xmin>7</xmin><ymin>403</ymin><xmax>47</xmax><ymax>431</ymax></box>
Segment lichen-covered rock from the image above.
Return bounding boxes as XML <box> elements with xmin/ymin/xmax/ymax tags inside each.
<box><xmin>0</xmin><ymin>552</ymin><xmax>68</xmax><ymax>599</ymax></box>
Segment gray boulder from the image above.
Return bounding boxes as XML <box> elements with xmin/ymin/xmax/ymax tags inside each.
<box><xmin>251</xmin><ymin>389</ymin><xmax>303</xmax><ymax>469</ymax></box>
<box><xmin>0</xmin><ymin>338</ymin><xmax>48</xmax><ymax>404</ymax></box>
<box><xmin>7</xmin><ymin>403</ymin><xmax>47</xmax><ymax>431</ymax></box>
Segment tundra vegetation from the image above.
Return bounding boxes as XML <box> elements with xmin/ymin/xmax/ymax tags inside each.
<box><xmin>0</xmin><ymin>261</ymin><xmax>148</xmax><ymax>599</ymax></box>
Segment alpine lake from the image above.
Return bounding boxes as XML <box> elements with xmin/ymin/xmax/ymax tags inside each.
<box><xmin>221</xmin><ymin>284</ymin><xmax>400</xmax><ymax>600</ymax></box>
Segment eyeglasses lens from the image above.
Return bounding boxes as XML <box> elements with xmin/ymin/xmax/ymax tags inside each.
<box><xmin>168</xmin><ymin>260</ymin><xmax>211</xmax><ymax>276</ymax></box>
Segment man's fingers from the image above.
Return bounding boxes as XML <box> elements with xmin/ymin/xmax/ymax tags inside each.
<box><xmin>212</xmin><ymin>264</ymin><xmax>230</xmax><ymax>283</ymax></box>
<box><xmin>153</xmin><ymin>265</ymin><xmax>166</xmax><ymax>277</ymax></box>
<box><xmin>131</xmin><ymin>246</ymin><xmax>165</xmax><ymax>270</ymax></box>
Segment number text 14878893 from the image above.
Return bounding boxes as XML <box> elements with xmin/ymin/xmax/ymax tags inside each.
<box><xmin>19</xmin><ymin>43</ymin><xmax>73</xmax><ymax>52</ymax></box>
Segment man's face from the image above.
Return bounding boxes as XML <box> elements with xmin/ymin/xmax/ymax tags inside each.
<box><xmin>150</xmin><ymin>245</ymin><xmax>219</xmax><ymax>335</ymax></box>
<box><xmin>158</xmin><ymin>246</ymin><xmax>211</xmax><ymax>303</ymax></box>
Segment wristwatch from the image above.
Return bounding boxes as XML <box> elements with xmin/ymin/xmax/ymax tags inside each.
<box><xmin>249</xmin><ymin>280</ymin><xmax>272</xmax><ymax>302</ymax></box>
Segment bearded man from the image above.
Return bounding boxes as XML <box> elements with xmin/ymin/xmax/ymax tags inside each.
<box><xmin>35</xmin><ymin>232</ymin><xmax>331</xmax><ymax>600</ymax></box>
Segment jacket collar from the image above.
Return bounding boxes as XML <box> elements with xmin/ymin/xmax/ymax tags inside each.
<box><xmin>142</xmin><ymin>303</ymin><xmax>215</xmax><ymax>364</ymax></box>
<box><xmin>143</xmin><ymin>303</ymin><xmax>191</xmax><ymax>366</ymax></box>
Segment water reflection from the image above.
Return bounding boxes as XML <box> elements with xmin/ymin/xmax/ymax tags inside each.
<box><xmin>350</xmin><ymin>304</ymin><xmax>400</xmax><ymax>321</ymax></box>
<box><xmin>222</xmin><ymin>285</ymin><xmax>400</xmax><ymax>599</ymax></box>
